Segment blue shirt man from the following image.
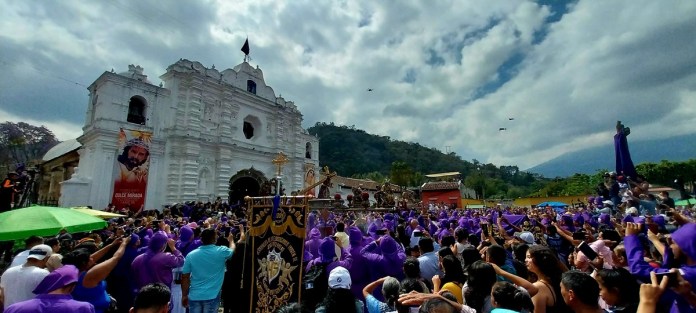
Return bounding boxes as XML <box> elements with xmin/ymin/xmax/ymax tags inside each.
<box><xmin>416</xmin><ymin>237</ymin><xmax>442</xmax><ymax>282</ymax></box>
<box><xmin>182</xmin><ymin>229</ymin><xmax>237</xmax><ymax>313</ymax></box>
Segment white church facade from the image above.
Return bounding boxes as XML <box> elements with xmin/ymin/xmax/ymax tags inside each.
<box><xmin>59</xmin><ymin>59</ymin><xmax>319</xmax><ymax>210</ymax></box>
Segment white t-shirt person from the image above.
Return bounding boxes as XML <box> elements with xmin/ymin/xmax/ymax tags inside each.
<box><xmin>0</xmin><ymin>245</ymin><xmax>52</xmax><ymax>309</ymax></box>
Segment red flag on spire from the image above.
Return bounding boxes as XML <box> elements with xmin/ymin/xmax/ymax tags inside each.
<box><xmin>241</xmin><ymin>38</ymin><xmax>250</xmax><ymax>55</ymax></box>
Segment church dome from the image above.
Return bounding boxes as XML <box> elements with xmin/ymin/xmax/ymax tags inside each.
<box><xmin>42</xmin><ymin>139</ymin><xmax>81</xmax><ymax>162</ymax></box>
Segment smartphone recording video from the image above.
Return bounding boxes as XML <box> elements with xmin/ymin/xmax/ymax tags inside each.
<box><xmin>577</xmin><ymin>241</ymin><xmax>598</xmax><ymax>260</ymax></box>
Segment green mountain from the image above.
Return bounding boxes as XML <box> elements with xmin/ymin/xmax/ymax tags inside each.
<box><xmin>308</xmin><ymin>122</ymin><xmax>469</xmax><ymax>176</ymax></box>
<box><xmin>528</xmin><ymin>134</ymin><xmax>696</xmax><ymax>177</ymax></box>
<box><xmin>307</xmin><ymin>122</ymin><xmax>543</xmax><ymax>199</ymax></box>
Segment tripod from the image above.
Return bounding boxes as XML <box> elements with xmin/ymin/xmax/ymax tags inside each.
<box><xmin>16</xmin><ymin>169</ymin><xmax>38</xmax><ymax>208</ymax></box>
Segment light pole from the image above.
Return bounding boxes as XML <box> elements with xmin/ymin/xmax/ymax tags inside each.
<box><xmin>477</xmin><ymin>165</ymin><xmax>486</xmax><ymax>208</ymax></box>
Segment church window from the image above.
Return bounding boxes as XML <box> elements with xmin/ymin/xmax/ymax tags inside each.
<box><xmin>242</xmin><ymin>115</ymin><xmax>262</xmax><ymax>141</ymax></box>
<box><xmin>305</xmin><ymin>142</ymin><xmax>312</xmax><ymax>159</ymax></box>
<box><xmin>243</xmin><ymin>121</ymin><xmax>254</xmax><ymax>139</ymax></box>
<box><xmin>127</xmin><ymin>96</ymin><xmax>146</xmax><ymax>125</ymax></box>
<box><xmin>247</xmin><ymin>80</ymin><xmax>256</xmax><ymax>94</ymax></box>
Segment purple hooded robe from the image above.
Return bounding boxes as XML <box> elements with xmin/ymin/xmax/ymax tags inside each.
<box><xmin>305</xmin><ymin>238</ymin><xmax>353</xmax><ymax>274</ymax></box>
<box><xmin>360</xmin><ymin>235</ymin><xmax>407</xmax><ymax>281</ymax></box>
<box><xmin>175</xmin><ymin>226</ymin><xmax>202</xmax><ymax>257</ymax></box>
<box><xmin>348</xmin><ymin>227</ymin><xmax>370</xmax><ymax>300</ymax></box>
<box><xmin>304</xmin><ymin>228</ymin><xmax>322</xmax><ymax>259</ymax></box>
<box><xmin>131</xmin><ymin>231</ymin><xmax>184</xmax><ymax>289</ymax></box>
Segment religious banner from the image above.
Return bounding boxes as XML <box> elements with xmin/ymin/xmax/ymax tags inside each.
<box><xmin>111</xmin><ymin>128</ymin><xmax>152</xmax><ymax>211</ymax></box>
<box><xmin>304</xmin><ymin>163</ymin><xmax>316</xmax><ymax>196</ymax></box>
<box><xmin>247</xmin><ymin>196</ymin><xmax>308</xmax><ymax>313</ymax></box>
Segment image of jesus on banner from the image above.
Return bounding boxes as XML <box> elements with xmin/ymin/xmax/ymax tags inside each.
<box><xmin>112</xmin><ymin>128</ymin><xmax>152</xmax><ymax>211</ymax></box>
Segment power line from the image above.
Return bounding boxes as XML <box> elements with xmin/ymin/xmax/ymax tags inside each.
<box><xmin>0</xmin><ymin>59</ymin><xmax>89</xmax><ymax>89</ymax></box>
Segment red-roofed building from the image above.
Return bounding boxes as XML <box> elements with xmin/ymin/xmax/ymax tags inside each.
<box><xmin>421</xmin><ymin>181</ymin><xmax>462</xmax><ymax>207</ymax></box>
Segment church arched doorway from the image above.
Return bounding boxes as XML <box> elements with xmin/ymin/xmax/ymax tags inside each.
<box><xmin>228</xmin><ymin>168</ymin><xmax>267</xmax><ymax>205</ymax></box>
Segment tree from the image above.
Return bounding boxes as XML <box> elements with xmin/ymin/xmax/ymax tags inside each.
<box><xmin>0</xmin><ymin>122</ymin><xmax>59</xmax><ymax>171</ymax></box>
<box><xmin>464</xmin><ymin>173</ymin><xmax>486</xmax><ymax>199</ymax></box>
<box><xmin>353</xmin><ymin>171</ymin><xmax>386</xmax><ymax>183</ymax></box>
<box><xmin>390</xmin><ymin>161</ymin><xmax>414</xmax><ymax>187</ymax></box>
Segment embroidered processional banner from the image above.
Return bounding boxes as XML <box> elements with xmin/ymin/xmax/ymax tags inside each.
<box><xmin>247</xmin><ymin>196</ymin><xmax>309</xmax><ymax>313</ymax></box>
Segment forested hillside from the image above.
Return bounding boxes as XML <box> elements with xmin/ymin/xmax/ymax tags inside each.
<box><xmin>307</xmin><ymin>122</ymin><xmax>543</xmax><ymax>199</ymax></box>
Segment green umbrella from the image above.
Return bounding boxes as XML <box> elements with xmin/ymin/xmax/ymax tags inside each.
<box><xmin>0</xmin><ymin>205</ymin><xmax>107</xmax><ymax>241</ymax></box>
<box><xmin>675</xmin><ymin>198</ymin><xmax>696</xmax><ymax>206</ymax></box>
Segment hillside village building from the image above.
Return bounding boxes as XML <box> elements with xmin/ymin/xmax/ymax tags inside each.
<box><xmin>56</xmin><ymin>59</ymin><xmax>319</xmax><ymax>210</ymax></box>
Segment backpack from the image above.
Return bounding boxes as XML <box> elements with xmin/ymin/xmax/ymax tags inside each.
<box><xmin>301</xmin><ymin>262</ymin><xmax>328</xmax><ymax>311</ymax></box>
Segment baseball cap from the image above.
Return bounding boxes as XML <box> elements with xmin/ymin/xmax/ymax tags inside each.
<box><xmin>602</xmin><ymin>200</ymin><xmax>614</xmax><ymax>206</ymax></box>
<box><xmin>328</xmin><ymin>266</ymin><xmax>351</xmax><ymax>289</ymax></box>
<box><xmin>514</xmin><ymin>232</ymin><xmax>535</xmax><ymax>245</ymax></box>
<box><xmin>27</xmin><ymin>244</ymin><xmax>53</xmax><ymax>261</ymax></box>
<box><xmin>626</xmin><ymin>207</ymin><xmax>639</xmax><ymax>215</ymax></box>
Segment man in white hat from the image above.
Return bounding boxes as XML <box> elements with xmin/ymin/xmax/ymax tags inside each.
<box><xmin>0</xmin><ymin>244</ymin><xmax>52</xmax><ymax>309</ymax></box>
<box><xmin>315</xmin><ymin>267</ymin><xmax>364</xmax><ymax>313</ymax></box>
<box><xmin>513</xmin><ymin>231</ymin><xmax>536</xmax><ymax>246</ymax></box>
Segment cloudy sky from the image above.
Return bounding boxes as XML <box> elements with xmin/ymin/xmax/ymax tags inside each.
<box><xmin>1</xmin><ymin>0</ymin><xmax>695</xmax><ymax>169</ymax></box>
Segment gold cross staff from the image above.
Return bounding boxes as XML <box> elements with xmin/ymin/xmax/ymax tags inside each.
<box><xmin>272</xmin><ymin>152</ymin><xmax>289</xmax><ymax>176</ymax></box>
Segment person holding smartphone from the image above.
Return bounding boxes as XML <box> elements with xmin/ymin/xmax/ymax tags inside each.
<box><xmin>624</xmin><ymin>222</ymin><xmax>696</xmax><ymax>312</ymax></box>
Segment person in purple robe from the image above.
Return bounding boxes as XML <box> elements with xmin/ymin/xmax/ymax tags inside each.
<box><xmin>624</xmin><ymin>222</ymin><xmax>696</xmax><ymax>312</ymax></box>
<box><xmin>598</xmin><ymin>213</ymin><xmax>613</xmax><ymax>229</ymax></box>
<box><xmin>305</xmin><ymin>237</ymin><xmax>353</xmax><ymax>274</ymax></box>
<box><xmin>131</xmin><ymin>232</ymin><xmax>184</xmax><ymax>289</ymax></box>
<box><xmin>139</xmin><ymin>228</ymin><xmax>154</xmax><ymax>247</ymax></box>
<box><xmin>305</xmin><ymin>228</ymin><xmax>323</xmax><ymax>259</ymax></box>
<box><xmin>307</xmin><ymin>212</ymin><xmax>317</xmax><ymax>233</ymax></box>
<box><xmin>360</xmin><ymin>235</ymin><xmax>407</xmax><ymax>281</ymax></box>
<box><xmin>175</xmin><ymin>226</ymin><xmax>202</xmax><ymax>257</ymax></box>
<box><xmin>560</xmin><ymin>215</ymin><xmax>576</xmax><ymax>232</ymax></box>
<box><xmin>348</xmin><ymin>227</ymin><xmax>370</xmax><ymax>300</ymax></box>
<box><xmin>437</xmin><ymin>229</ymin><xmax>452</xmax><ymax>245</ymax></box>
<box><xmin>573</xmin><ymin>214</ymin><xmax>585</xmax><ymax>228</ymax></box>
<box><xmin>384</xmin><ymin>220</ymin><xmax>395</xmax><ymax>234</ymax></box>
<box><xmin>4</xmin><ymin>265</ymin><xmax>95</xmax><ymax>313</ymax></box>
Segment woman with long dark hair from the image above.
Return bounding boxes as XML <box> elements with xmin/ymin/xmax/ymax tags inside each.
<box><xmin>316</xmin><ymin>267</ymin><xmax>364</xmax><ymax>313</ymax></box>
<box><xmin>463</xmin><ymin>260</ymin><xmax>497</xmax><ymax>312</ymax></box>
<box><xmin>433</xmin><ymin>255</ymin><xmax>466</xmax><ymax>303</ymax></box>
<box><xmin>525</xmin><ymin>245</ymin><xmax>569</xmax><ymax>313</ymax></box>
<box><xmin>63</xmin><ymin>237</ymin><xmax>129</xmax><ymax>313</ymax></box>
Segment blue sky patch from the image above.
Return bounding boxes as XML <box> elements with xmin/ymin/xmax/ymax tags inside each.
<box><xmin>532</xmin><ymin>0</ymin><xmax>577</xmax><ymax>44</ymax></box>
<box><xmin>471</xmin><ymin>52</ymin><xmax>525</xmax><ymax>100</ymax></box>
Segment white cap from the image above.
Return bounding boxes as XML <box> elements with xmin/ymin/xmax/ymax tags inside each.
<box><xmin>328</xmin><ymin>266</ymin><xmax>351</xmax><ymax>289</ymax></box>
<box><xmin>27</xmin><ymin>244</ymin><xmax>53</xmax><ymax>261</ymax></box>
<box><xmin>515</xmin><ymin>232</ymin><xmax>535</xmax><ymax>245</ymax></box>
<box><xmin>602</xmin><ymin>200</ymin><xmax>614</xmax><ymax>206</ymax></box>
<box><xmin>626</xmin><ymin>207</ymin><xmax>638</xmax><ymax>215</ymax></box>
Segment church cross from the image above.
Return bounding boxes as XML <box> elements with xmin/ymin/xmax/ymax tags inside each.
<box><xmin>272</xmin><ymin>152</ymin><xmax>289</xmax><ymax>176</ymax></box>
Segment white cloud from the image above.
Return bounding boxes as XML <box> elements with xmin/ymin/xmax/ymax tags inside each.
<box><xmin>0</xmin><ymin>0</ymin><xmax>694</xmax><ymax>171</ymax></box>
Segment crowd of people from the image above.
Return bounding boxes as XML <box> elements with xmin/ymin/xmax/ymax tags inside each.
<box><xmin>292</xmin><ymin>181</ymin><xmax>695</xmax><ymax>313</ymax></box>
<box><xmin>0</xmin><ymin>172</ymin><xmax>694</xmax><ymax>313</ymax></box>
